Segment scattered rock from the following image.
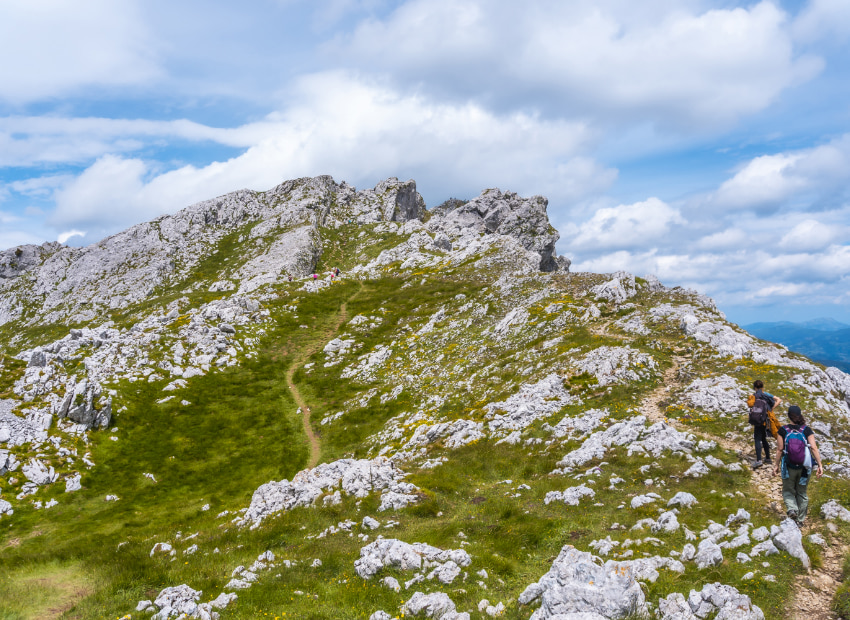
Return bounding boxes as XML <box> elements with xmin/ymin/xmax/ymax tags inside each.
<box><xmin>518</xmin><ymin>545</ymin><xmax>647</xmax><ymax>619</ymax></box>
<box><xmin>770</xmin><ymin>518</ymin><xmax>809</xmax><ymax>570</ymax></box>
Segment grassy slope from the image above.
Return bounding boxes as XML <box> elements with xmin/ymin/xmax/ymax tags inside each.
<box><xmin>0</xmin><ymin>236</ymin><xmax>849</xmax><ymax>618</ymax></box>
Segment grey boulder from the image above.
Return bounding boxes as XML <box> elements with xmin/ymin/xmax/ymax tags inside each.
<box><xmin>518</xmin><ymin>545</ymin><xmax>647</xmax><ymax>619</ymax></box>
<box><xmin>770</xmin><ymin>518</ymin><xmax>810</xmax><ymax>570</ymax></box>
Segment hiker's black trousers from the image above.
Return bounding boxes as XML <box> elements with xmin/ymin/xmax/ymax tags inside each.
<box><xmin>754</xmin><ymin>424</ymin><xmax>770</xmax><ymax>461</ymax></box>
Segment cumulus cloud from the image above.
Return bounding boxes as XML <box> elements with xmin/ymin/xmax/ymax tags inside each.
<box><xmin>709</xmin><ymin>133</ymin><xmax>850</xmax><ymax>211</ymax></box>
<box><xmin>47</xmin><ymin>72</ymin><xmax>613</xmax><ymax>232</ymax></box>
<box><xmin>337</xmin><ymin>0</ymin><xmax>821</xmax><ymax>127</ymax></box>
<box><xmin>713</xmin><ymin>153</ymin><xmax>807</xmax><ymax>210</ymax></box>
<box><xmin>779</xmin><ymin>218</ymin><xmax>839</xmax><ymax>251</ymax></box>
<box><xmin>0</xmin><ymin>0</ymin><xmax>160</xmax><ymax>103</ymax></box>
<box><xmin>567</xmin><ymin>164</ymin><xmax>850</xmax><ymax>315</ymax></box>
<box><xmin>563</xmin><ymin>198</ymin><xmax>685</xmax><ymax>253</ymax></box>
<box><xmin>572</xmin><ymin>243</ymin><xmax>850</xmax><ymax>310</ymax></box>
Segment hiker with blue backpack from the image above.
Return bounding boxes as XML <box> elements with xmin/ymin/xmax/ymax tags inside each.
<box><xmin>747</xmin><ymin>380</ymin><xmax>781</xmax><ymax>469</ymax></box>
<box><xmin>772</xmin><ymin>405</ymin><xmax>824</xmax><ymax>525</ymax></box>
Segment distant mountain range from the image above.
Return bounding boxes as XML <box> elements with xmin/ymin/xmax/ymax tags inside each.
<box><xmin>745</xmin><ymin>318</ymin><xmax>850</xmax><ymax>372</ymax></box>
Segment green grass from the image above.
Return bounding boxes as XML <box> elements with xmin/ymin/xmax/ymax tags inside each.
<box><xmin>0</xmin><ymin>265</ymin><xmax>846</xmax><ymax>619</ymax></box>
<box><xmin>0</xmin><ymin>560</ymin><xmax>96</xmax><ymax>620</ymax></box>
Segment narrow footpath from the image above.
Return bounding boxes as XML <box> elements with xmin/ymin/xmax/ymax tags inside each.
<box><xmin>286</xmin><ymin>284</ymin><xmax>361</xmax><ymax>469</ymax></box>
<box><xmin>639</xmin><ymin>356</ymin><xmax>844</xmax><ymax>619</ymax></box>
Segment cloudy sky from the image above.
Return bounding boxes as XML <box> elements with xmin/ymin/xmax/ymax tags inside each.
<box><xmin>1</xmin><ymin>0</ymin><xmax>849</xmax><ymax>324</ymax></box>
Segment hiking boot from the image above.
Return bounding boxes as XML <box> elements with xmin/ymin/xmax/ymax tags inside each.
<box><xmin>763</xmin><ymin>458</ymin><xmax>772</xmax><ymax>464</ymax></box>
<box><xmin>751</xmin><ymin>460</ymin><xmax>763</xmax><ymax>469</ymax></box>
<box><xmin>787</xmin><ymin>509</ymin><xmax>798</xmax><ymax>522</ymax></box>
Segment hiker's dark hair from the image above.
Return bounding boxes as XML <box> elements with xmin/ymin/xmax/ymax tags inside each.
<box><xmin>788</xmin><ymin>405</ymin><xmax>805</xmax><ymax>425</ymax></box>
<box><xmin>753</xmin><ymin>380</ymin><xmax>764</xmax><ymax>390</ymax></box>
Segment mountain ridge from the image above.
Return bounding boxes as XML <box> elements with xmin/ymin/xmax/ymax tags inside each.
<box><xmin>1</xmin><ymin>175</ymin><xmax>849</xmax><ymax>620</ymax></box>
<box><xmin>744</xmin><ymin>320</ymin><xmax>850</xmax><ymax>365</ymax></box>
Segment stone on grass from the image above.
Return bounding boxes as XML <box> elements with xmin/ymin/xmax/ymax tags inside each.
<box><xmin>544</xmin><ymin>484</ymin><xmax>595</xmax><ymax>506</ymax></box>
<box><xmin>65</xmin><ymin>473</ymin><xmax>81</xmax><ymax>492</ymax></box>
<box><xmin>619</xmin><ymin>556</ymin><xmax>685</xmax><ymax>583</ymax></box>
<box><xmin>362</xmin><ymin>516</ymin><xmax>380</xmax><ymax>530</ymax></box>
<box><xmin>751</xmin><ymin>527</ymin><xmax>769</xmax><ymax>542</ymax></box>
<box><xmin>354</xmin><ymin>539</ymin><xmax>470</xmax><ymax>581</ymax></box>
<box><xmin>381</xmin><ymin>576</ymin><xmax>401</xmax><ymax>592</ymax></box>
<box><xmin>428</xmin><ymin>561</ymin><xmax>462</xmax><ymax>585</ymax></box>
<box><xmin>150</xmin><ymin>542</ymin><xmax>173</xmax><ymax>557</ymax></box>
<box><xmin>657</xmin><ymin>583</ymin><xmax>763</xmax><ymax>620</ymax></box>
<box><xmin>725</xmin><ymin>509</ymin><xmax>750</xmax><ymax>527</ymax></box>
<box><xmin>684</xmin><ymin>459</ymin><xmax>710</xmax><ymax>478</ymax></box>
<box><xmin>478</xmin><ymin>600</ymin><xmax>506</xmax><ymax>617</ymax></box>
<box><xmin>589</xmin><ymin>536</ymin><xmax>619</xmax><ymax>556</ymax></box>
<box><xmin>667</xmin><ymin>492</ymin><xmax>698</xmax><ymax>508</ymax></box>
<box><xmin>770</xmin><ymin>518</ymin><xmax>810</xmax><ymax>570</ymax></box>
<box><xmin>404</xmin><ymin>591</ymin><xmax>469</xmax><ymax>620</ymax></box>
<box><xmin>821</xmin><ymin>500</ymin><xmax>850</xmax><ymax>522</ymax></box>
<box><xmin>750</xmin><ymin>540</ymin><xmax>779</xmax><ymax>557</ymax></box>
<box><xmin>152</xmin><ymin>584</ymin><xmax>202</xmax><ymax>617</ymax></box>
<box><xmin>242</xmin><ymin>457</ymin><xmax>419</xmax><ymax>527</ymax></box>
<box><xmin>695</xmin><ymin>540</ymin><xmax>723</xmax><ymax>569</ymax></box>
<box><xmin>652</xmin><ymin>511</ymin><xmax>680</xmax><ymax>534</ymax></box>
<box><xmin>209</xmin><ymin>592</ymin><xmax>237</xmax><ymax>609</ymax></box>
<box><xmin>631</xmin><ymin>493</ymin><xmax>661</xmax><ymax>509</ymax></box>
<box><xmin>518</xmin><ymin>545</ymin><xmax>647</xmax><ymax>619</ymax></box>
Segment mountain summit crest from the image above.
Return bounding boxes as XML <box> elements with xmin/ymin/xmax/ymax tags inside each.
<box><xmin>0</xmin><ymin>175</ymin><xmax>849</xmax><ymax>619</ymax></box>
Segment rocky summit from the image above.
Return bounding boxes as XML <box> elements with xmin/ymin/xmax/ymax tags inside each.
<box><xmin>0</xmin><ymin>175</ymin><xmax>849</xmax><ymax>620</ymax></box>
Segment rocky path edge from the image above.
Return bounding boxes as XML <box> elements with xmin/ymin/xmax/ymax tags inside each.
<box><xmin>639</xmin><ymin>355</ymin><xmax>846</xmax><ymax>619</ymax></box>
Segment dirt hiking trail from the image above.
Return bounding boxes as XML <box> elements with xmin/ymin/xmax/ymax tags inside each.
<box><xmin>287</xmin><ymin>283</ymin><xmax>362</xmax><ymax>469</ymax></box>
<box><xmin>639</xmin><ymin>356</ymin><xmax>845</xmax><ymax>620</ymax></box>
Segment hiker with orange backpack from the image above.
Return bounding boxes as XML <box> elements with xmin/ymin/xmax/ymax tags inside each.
<box><xmin>747</xmin><ymin>379</ymin><xmax>781</xmax><ymax>469</ymax></box>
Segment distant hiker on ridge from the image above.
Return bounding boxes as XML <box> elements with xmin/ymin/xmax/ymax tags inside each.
<box><xmin>747</xmin><ymin>379</ymin><xmax>781</xmax><ymax>469</ymax></box>
<box><xmin>773</xmin><ymin>405</ymin><xmax>823</xmax><ymax>525</ymax></box>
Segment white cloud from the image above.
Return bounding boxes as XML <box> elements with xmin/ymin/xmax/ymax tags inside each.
<box><xmin>779</xmin><ymin>218</ymin><xmax>838</xmax><ymax>251</ymax></box>
<box><xmin>794</xmin><ymin>0</ymin><xmax>850</xmax><ymax>43</ymax></box>
<box><xmin>571</xmin><ymin>242</ymin><xmax>850</xmax><ymax>309</ymax></box>
<box><xmin>47</xmin><ymin>72</ymin><xmax>613</xmax><ymax>232</ymax></box>
<box><xmin>10</xmin><ymin>175</ymin><xmax>74</xmax><ymax>197</ymax></box>
<box><xmin>713</xmin><ymin>153</ymin><xmax>806</xmax><ymax>209</ymax></box>
<box><xmin>0</xmin><ymin>210</ymin><xmax>21</xmax><ymax>224</ymax></box>
<box><xmin>0</xmin><ymin>116</ymin><xmax>268</xmax><ymax>167</ymax></box>
<box><xmin>750</xmin><ymin>282</ymin><xmax>818</xmax><ymax>299</ymax></box>
<box><xmin>563</xmin><ymin>198</ymin><xmax>684</xmax><ymax>253</ymax></box>
<box><xmin>0</xmin><ymin>0</ymin><xmax>161</xmax><ymax>103</ymax></box>
<box><xmin>0</xmin><ymin>230</ymin><xmax>43</xmax><ymax>249</ymax></box>
<box><xmin>710</xmin><ymin>133</ymin><xmax>850</xmax><ymax>211</ymax></box>
<box><xmin>696</xmin><ymin>228</ymin><xmax>748</xmax><ymax>251</ymax></box>
<box><xmin>338</xmin><ymin>0</ymin><xmax>821</xmax><ymax>127</ymax></box>
<box><xmin>57</xmin><ymin>230</ymin><xmax>86</xmax><ymax>245</ymax></box>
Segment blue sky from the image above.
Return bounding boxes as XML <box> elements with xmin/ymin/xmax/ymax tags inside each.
<box><xmin>1</xmin><ymin>0</ymin><xmax>849</xmax><ymax>325</ymax></box>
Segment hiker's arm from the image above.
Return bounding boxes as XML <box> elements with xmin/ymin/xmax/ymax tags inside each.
<box><xmin>773</xmin><ymin>396</ymin><xmax>782</xmax><ymax>407</ymax></box>
<box><xmin>773</xmin><ymin>435</ymin><xmax>784</xmax><ymax>475</ymax></box>
<box><xmin>808</xmin><ymin>435</ymin><xmax>824</xmax><ymax>477</ymax></box>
